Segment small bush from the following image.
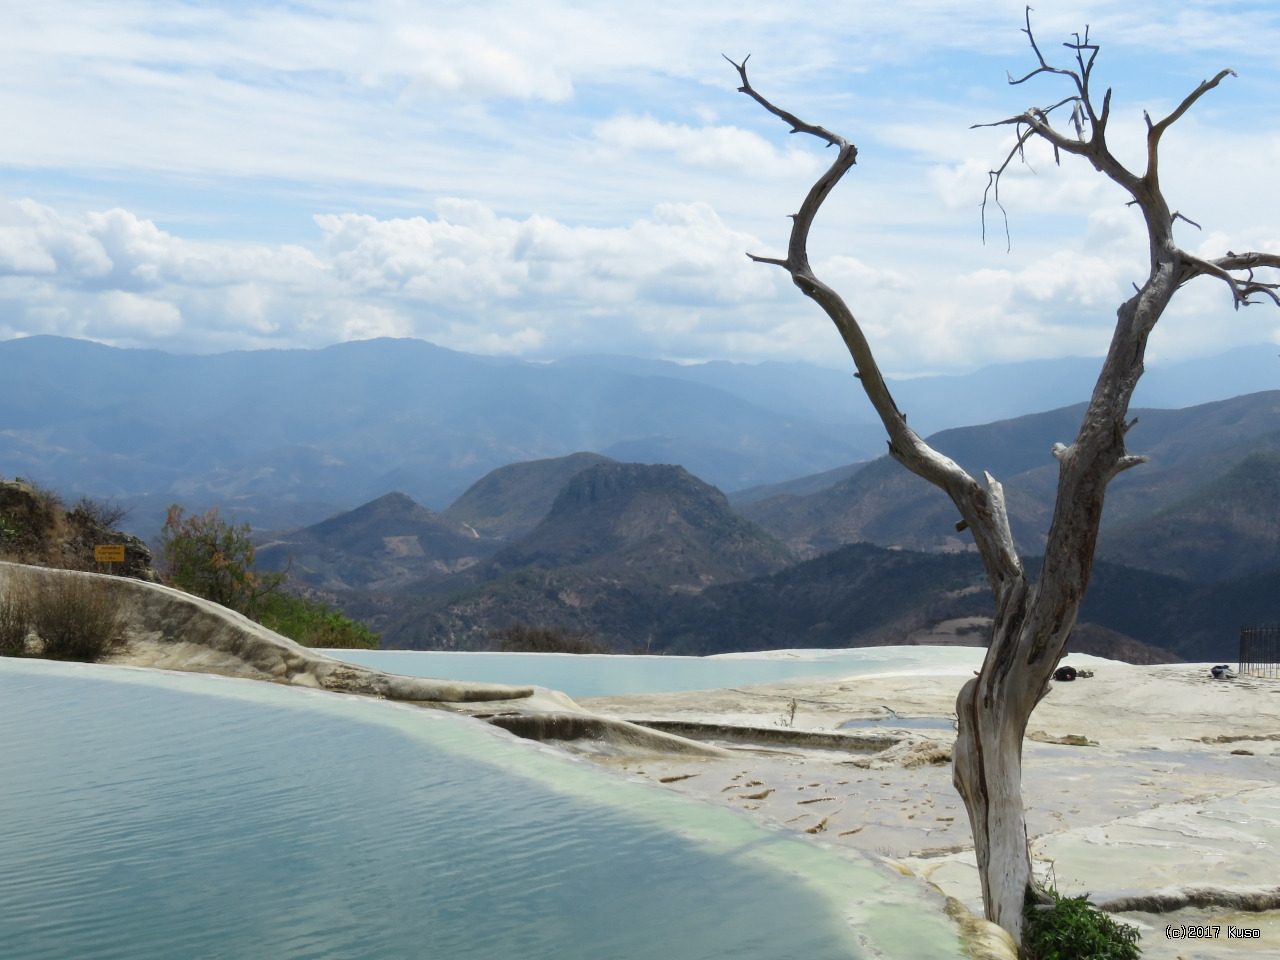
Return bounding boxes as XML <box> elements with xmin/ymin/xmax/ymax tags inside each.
<box><xmin>160</xmin><ymin>505</ymin><xmax>284</xmax><ymax>617</ymax></box>
<box><xmin>30</xmin><ymin>575</ymin><xmax>126</xmax><ymax>662</ymax></box>
<box><xmin>1022</xmin><ymin>884</ymin><xmax>1141</xmax><ymax>960</ymax></box>
<box><xmin>0</xmin><ymin>587</ymin><xmax>31</xmax><ymax>656</ymax></box>
<box><xmin>70</xmin><ymin>496</ymin><xmax>132</xmax><ymax>530</ymax></box>
<box><xmin>257</xmin><ymin>592</ymin><xmax>379</xmax><ymax>649</ymax></box>
<box><xmin>488</xmin><ymin>621</ymin><xmax>610</xmax><ymax>654</ymax></box>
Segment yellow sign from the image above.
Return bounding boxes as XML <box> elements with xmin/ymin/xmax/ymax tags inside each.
<box><xmin>94</xmin><ymin>544</ymin><xmax>126</xmax><ymax>563</ymax></box>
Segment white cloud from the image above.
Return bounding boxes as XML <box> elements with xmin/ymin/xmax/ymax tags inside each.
<box><xmin>316</xmin><ymin>199</ymin><xmax>777</xmax><ymax>309</ymax></box>
<box><xmin>592</xmin><ymin>114</ymin><xmax>820</xmax><ymax>177</ymax></box>
<box><xmin>0</xmin><ymin>195</ymin><xmax>796</xmax><ymax>355</ymax></box>
<box><xmin>1</xmin><ymin>1</ymin><xmax>1279</xmax><ymax>374</ymax></box>
<box><xmin>0</xmin><ymin>199</ymin><xmax>112</xmax><ymax>278</ymax></box>
<box><xmin>97</xmin><ymin>290</ymin><xmax>183</xmax><ymax>335</ymax></box>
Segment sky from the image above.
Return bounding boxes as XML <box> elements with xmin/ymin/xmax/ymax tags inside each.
<box><xmin>1</xmin><ymin>0</ymin><xmax>1278</xmax><ymax>376</ymax></box>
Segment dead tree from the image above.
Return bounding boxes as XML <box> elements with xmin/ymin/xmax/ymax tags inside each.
<box><xmin>729</xmin><ymin>13</ymin><xmax>1280</xmax><ymax>947</ymax></box>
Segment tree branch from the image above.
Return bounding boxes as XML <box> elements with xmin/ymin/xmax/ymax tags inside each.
<box><xmin>1145</xmin><ymin>69</ymin><xmax>1236</xmax><ymax>184</ymax></box>
<box><xmin>731</xmin><ymin>59</ymin><xmax>1023</xmax><ymax>588</ymax></box>
<box><xmin>1181</xmin><ymin>251</ymin><xmax>1280</xmax><ymax>307</ymax></box>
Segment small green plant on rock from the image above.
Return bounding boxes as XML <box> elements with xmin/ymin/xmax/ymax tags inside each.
<box><xmin>257</xmin><ymin>592</ymin><xmax>379</xmax><ymax>649</ymax></box>
<box><xmin>30</xmin><ymin>575</ymin><xmax>126</xmax><ymax>662</ymax></box>
<box><xmin>1022</xmin><ymin>884</ymin><xmax>1141</xmax><ymax>960</ymax></box>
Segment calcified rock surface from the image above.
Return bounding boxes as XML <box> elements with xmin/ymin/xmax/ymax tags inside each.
<box><xmin>583</xmin><ymin>651</ymin><xmax>1280</xmax><ymax>960</ymax></box>
<box><xmin>0</xmin><ymin>561</ymin><xmax>723</xmax><ymax>757</ymax></box>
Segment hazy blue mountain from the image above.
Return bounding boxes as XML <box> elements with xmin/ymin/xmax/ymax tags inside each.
<box><xmin>0</xmin><ymin>336</ymin><xmax>873</xmax><ymax>534</ymax></box>
<box><xmin>2</xmin><ymin>335</ymin><xmax>1273</xmax><ymax>540</ymax></box>
<box><xmin>727</xmin><ymin>462</ymin><xmax>868</xmax><ymax>508</ymax></box>
<box><xmin>741</xmin><ymin>391</ymin><xmax>1280</xmax><ymax>563</ymax></box>
<box><xmin>556</xmin><ymin>343</ymin><xmax>1278</xmax><ymax>436</ymax></box>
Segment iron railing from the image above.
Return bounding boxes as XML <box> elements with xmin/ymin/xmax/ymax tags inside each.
<box><xmin>1240</xmin><ymin>624</ymin><xmax>1280</xmax><ymax>679</ymax></box>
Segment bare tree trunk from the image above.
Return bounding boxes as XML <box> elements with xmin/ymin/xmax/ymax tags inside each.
<box><xmin>954</xmin><ymin>676</ymin><xmax>1032</xmax><ymax>931</ymax></box>
<box><xmin>728</xmin><ymin>14</ymin><xmax>1280</xmax><ymax>949</ymax></box>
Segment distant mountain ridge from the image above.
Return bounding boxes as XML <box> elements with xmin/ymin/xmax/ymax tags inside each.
<box><xmin>740</xmin><ymin>391</ymin><xmax>1280</xmax><ymax>580</ymax></box>
<box><xmin>0</xmin><ymin>336</ymin><xmax>872</xmax><ymax>535</ymax></box>
<box><xmin>1</xmin><ymin>335</ymin><xmax>1273</xmax><ymax>538</ymax></box>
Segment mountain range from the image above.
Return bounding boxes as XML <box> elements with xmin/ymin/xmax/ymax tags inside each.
<box><xmin>256</xmin><ymin>386</ymin><xmax>1280</xmax><ymax>662</ymax></box>
<box><xmin>3</xmin><ymin>334</ymin><xmax>1274</xmax><ymax>662</ymax></box>
<box><xmin>739</xmin><ymin>391</ymin><xmax>1280</xmax><ymax>582</ymax></box>
<box><xmin>0</xmin><ymin>335</ymin><xmax>1273</xmax><ymax>539</ymax></box>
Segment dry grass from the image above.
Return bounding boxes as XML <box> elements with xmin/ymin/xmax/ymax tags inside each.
<box><xmin>0</xmin><ymin>584</ymin><xmax>30</xmax><ymax>656</ymax></box>
<box><xmin>29</xmin><ymin>574</ymin><xmax>126</xmax><ymax>662</ymax></box>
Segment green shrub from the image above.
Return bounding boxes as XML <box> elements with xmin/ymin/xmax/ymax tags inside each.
<box><xmin>1023</xmin><ymin>884</ymin><xmax>1141</xmax><ymax>960</ymax></box>
<box><xmin>0</xmin><ymin>586</ymin><xmax>30</xmax><ymax>656</ymax></box>
<box><xmin>488</xmin><ymin>621</ymin><xmax>609</xmax><ymax>654</ymax></box>
<box><xmin>30</xmin><ymin>575</ymin><xmax>126</xmax><ymax>662</ymax></box>
<box><xmin>160</xmin><ymin>505</ymin><xmax>284</xmax><ymax>617</ymax></box>
<box><xmin>257</xmin><ymin>591</ymin><xmax>379</xmax><ymax>649</ymax></box>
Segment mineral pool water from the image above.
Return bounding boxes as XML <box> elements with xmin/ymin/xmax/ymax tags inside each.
<box><xmin>320</xmin><ymin>648</ymin><xmax>938</xmax><ymax>699</ymax></box>
<box><xmin>0</xmin><ymin>659</ymin><xmax>965</xmax><ymax>960</ymax></box>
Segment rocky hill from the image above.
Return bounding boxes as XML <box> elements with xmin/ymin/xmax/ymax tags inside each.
<box><xmin>488</xmin><ymin>462</ymin><xmax>792</xmax><ymax>584</ymax></box>
<box><xmin>440</xmin><ymin>452</ymin><xmax>615</xmax><ymax>541</ymax></box>
<box><xmin>255</xmin><ymin>492</ymin><xmax>502</xmax><ymax>592</ymax></box>
<box><xmin>356</xmin><ymin>462</ymin><xmax>793</xmax><ymax>650</ymax></box>
<box><xmin>0</xmin><ymin>479</ymin><xmax>155</xmax><ymax>580</ymax></box>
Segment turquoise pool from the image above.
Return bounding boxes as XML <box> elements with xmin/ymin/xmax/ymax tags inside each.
<box><xmin>0</xmin><ymin>659</ymin><xmax>965</xmax><ymax>960</ymax></box>
<box><xmin>321</xmin><ymin>648</ymin><xmax>929</xmax><ymax>699</ymax></box>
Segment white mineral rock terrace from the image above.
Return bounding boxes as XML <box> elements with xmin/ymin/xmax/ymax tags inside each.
<box><xmin>583</xmin><ymin>651</ymin><xmax>1280</xmax><ymax>960</ymax></box>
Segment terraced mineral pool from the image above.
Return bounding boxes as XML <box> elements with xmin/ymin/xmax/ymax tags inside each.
<box><xmin>321</xmin><ymin>648</ymin><xmax>941</xmax><ymax>698</ymax></box>
<box><xmin>0</xmin><ymin>659</ymin><xmax>965</xmax><ymax>960</ymax></box>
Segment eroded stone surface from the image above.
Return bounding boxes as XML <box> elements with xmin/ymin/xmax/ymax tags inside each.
<box><xmin>584</xmin><ymin>653</ymin><xmax>1280</xmax><ymax>959</ymax></box>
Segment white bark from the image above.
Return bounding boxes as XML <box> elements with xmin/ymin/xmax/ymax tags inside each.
<box><xmin>729</xmin><ymin>15</ymin><xmax>1280</xmax><ymax>947</ymax></box>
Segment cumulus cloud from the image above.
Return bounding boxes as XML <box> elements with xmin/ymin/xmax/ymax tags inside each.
<box><xmin>316</xmin><ymin>199</ymin><xmax>777</xmax><ymax>310</ymax></box>
<box><xmin>2</xmin><ymin>185</ymin><xmax>1276</xmax><ymax>369</ymax></box>
<box><xmin>0</xmin><ymin>199</ymin><xmax>112</xmax><ymax>278</ymax></box>
<box><xmin>0</xmin><ymin>195</ymin><xmax>796</xmax><ymax>356</ymax></box>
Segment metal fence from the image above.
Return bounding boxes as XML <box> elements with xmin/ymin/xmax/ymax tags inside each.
<box><xmin>1240</xmin><ymin>625</ymin><xmax>1280</xmax><ymax>679</ymax></box>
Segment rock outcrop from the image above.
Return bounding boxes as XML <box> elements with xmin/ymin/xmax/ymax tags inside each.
<box><xmin>0</xmin><ymin>480</ymin><xmax>157</xmax><ymax>580</ymax></box>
